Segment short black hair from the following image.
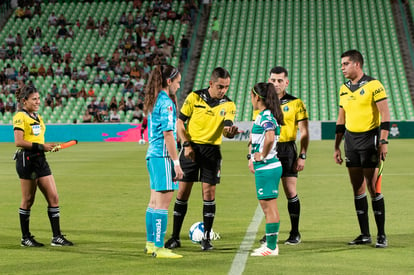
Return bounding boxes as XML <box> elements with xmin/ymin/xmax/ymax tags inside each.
<box><xmin>269</xmin><ymin>66</ymin><xmax>288</xmax><ymax>77</ymax></box>
<box><xmin>341</xmin><ymin>49</ymin><xmax>364</xmax><ymax>67</ymax></box>
<box><xmin>211</xmin><ymin>67</ymin><xmax>231</xmax><ymax>82</ymax></box>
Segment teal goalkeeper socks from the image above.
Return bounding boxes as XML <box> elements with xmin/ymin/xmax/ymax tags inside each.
<box><xmin>153</xmin><ymin>209</ymin><xmax>168</xmax><ymax>248</ymax></box>
<box><xmin>145</xmin><ymin>207</ymin><xmax>154</xmax><ymax>242</ymax></box>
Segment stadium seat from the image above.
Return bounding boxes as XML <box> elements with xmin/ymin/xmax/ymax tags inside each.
<box><xmin>191</xmin><ymin>0</ymin><xmax>413</xmax><ymax>121</ymax></box>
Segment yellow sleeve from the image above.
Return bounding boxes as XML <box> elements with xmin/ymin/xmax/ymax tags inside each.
<box><xmin>225</xmin><ymin>102</ymin><xmax>236</xmax><ymax>122</ymax></box>
<box><xmin>372</xmin><ymin>80</ymin><xmax>387</xmax><ymax>102</ymax></box>
<box><xmin>13</xmin><ymin>112</ymin><xmax>25</xmax><ymax>131</ymax></box>
<box><xmin>295</xmin><ymin>99</ymin><xmax>308</xmax><ymax>121</ymax></box>
<box><xmin>180</xmin><ymin>92</ymin><xmax>195</xmax><ymax>118</ymax></box>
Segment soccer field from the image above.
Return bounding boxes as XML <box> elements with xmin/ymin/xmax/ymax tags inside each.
<box><xmin>0</xmin><ymin>140</ymin><xmax>413</xmax><ymax>274</ymax></box>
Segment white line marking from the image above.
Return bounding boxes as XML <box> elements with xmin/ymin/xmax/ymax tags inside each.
<box><xmin>228</xmin><ymin>204</ymin><xmax>264</xmax><ymax>275</ymax></box>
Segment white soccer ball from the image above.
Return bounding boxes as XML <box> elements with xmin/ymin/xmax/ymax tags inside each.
<box><xmin>189</xmin><ymin>222</ymin><xmax>205</xmax><ymax>244</ymax></box>
<box><xmin>138</xmin><ymin>139</ymin><xmax>146</xmax><ymax>145</ymax></box>
<box><xmin>189</xmin><ymin>222</ymin><xmax>220</xmax><ymax>244</ymax></box>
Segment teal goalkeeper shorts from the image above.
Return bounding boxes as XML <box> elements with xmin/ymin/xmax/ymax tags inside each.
<box><xmin>254</xmin><ymin>162</ymin><xmax>282</xmax><ymax>200</ymax></box>
<box><xmin>147</xmin><ymin>157</ymin><xmax>179</xmax><ymax>192</ymax></box>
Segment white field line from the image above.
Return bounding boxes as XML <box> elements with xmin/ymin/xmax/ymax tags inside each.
<box><xmin>228</xmin><ymin>204</ymin><xmax>264</xmax><ymax>275</ymax></box>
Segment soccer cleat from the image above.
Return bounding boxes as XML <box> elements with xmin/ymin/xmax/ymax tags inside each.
<box><xmin>375</xmin><ymin>235</ymin><xmax>388</xmax><ymax>248</ymax></box>
<box><xmin>51</xmin><ymin>235</ymin><xmax>74</xmax><ymax>246</ymax></box>
<box><xmin>200</xmin><ymin>238</ymin><xmax>213</xmax><ymax>251</ymax></box>
<box><xmin>152</xmin><ymin>247</ymin><xmax>183</xmax><ymax>258</ymax></box>
<box><xmin>348</xmin><ymin>234</ymin><xmax>372</xmax><ymax>245</ymax></box>
<box><xmin>21</xmin><ymin>235</ymin><xmax>44</xmax><ymax>247</ymax></box>
<box><xmin>259</xmin><ymin>234</ymin><xmax>266</xmax><ymax>244</ymax></box>
<box><xmin>285</xmin><ymin>232</ymin><xmax>301</xmax><ymax>245</ymax></box>
<box><xmin>252</xmin><ymin>242</ymin><xmax>267</xmax><ymax>253</ymax></box>
<box><xmin>144</xmin><ymin>242</ymin><xmax>155</xmax><ymax>254</ymax></box>
<box><xmin>251</xmin><ymin>245</ymin><xmax>279</xmax><ymax>256</ymax></box>
<box><xmin>164</xmin><ymin>237</ymin><xmax>181</xmax><ymax>249</ymax></box>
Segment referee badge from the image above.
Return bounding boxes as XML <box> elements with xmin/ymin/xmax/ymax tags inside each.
<box><xmin>220</xmin><ymin>109</ymin><xmax>226</xmax><ymax>117</ymax></box>
<box><xmin>283</xmin><ymin>106</ymin><xmax>289</xmax><ymax>112</ymax></box>
<box><xmin>360</xmin><ymin>89</ymin><xmax>365</xmax><ymax>95</ymax></box>
<box><xmin>32</xmin><ymin>124</ymin><xmax>41</xmax><ymax>136</ymax></box>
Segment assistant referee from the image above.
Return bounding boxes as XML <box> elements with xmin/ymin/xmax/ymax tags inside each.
<box><xmin>13</xmin><ymin>85</ymin><xmax>73</xmax><ymax>247</ymax></box>
<box><xmin>334</xmin><ymin>49</ymin><xmax>390</xmax><ymax>248</ymax></box>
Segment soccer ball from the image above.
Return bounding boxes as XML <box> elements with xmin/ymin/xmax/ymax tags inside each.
<box><xmin>138</xmin><ymin>139</ymin><xmax>146</xmax><ymax>145</ymax></box>
<box><xmin>188</xmin><ymin>222</ymin><xmax>220</xmax><ymax>244</ymax></box>
<box><xmin>189</xmin><ymin>222</ymin><xmax>205</xmax><ymax>244</ymax></box>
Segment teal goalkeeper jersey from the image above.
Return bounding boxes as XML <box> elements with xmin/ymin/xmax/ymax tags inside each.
<box><xmin>251</xmin><ymin>109</ymin><xmax>281</xmax><ymax>170</ymax></box>
<box><xmin>146</xmin><ymin>90</ymin><xmax>177</xmax><ymax>159</ymax></box>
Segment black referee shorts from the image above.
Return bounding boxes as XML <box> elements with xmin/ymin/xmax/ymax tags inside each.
<box><xmin>15</xmin><ymin>150</ymin><xmax>52</xmax><ymax>180</ymax></box>
<box><xmin>276</xmin><ymin>141</ymin><xmax>298</xmax><ymax>178</ymax></box>
<box><xmin>344</xmin><ymin>128</ymin><xmax>380</xmax><ymax>168</ymax></box>
<box><xmin>180</xmin><ymin>143</ymin><xmax>222</xmax><ymax>185</ymax></box>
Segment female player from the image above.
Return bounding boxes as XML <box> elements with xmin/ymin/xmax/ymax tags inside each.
<box><xmin>143</xmin><ymin>65</ymin><xmax>183</xmax><ymax>259</ymax></box>
<box><xmin>13</xmin><ymin>85</ymin><xmax>73</xmax><ymax>247</ymax></box>
<box><xmin>248</xmin><ymin>83</ymin><xmax>284</xmax><ymax>256</ymax></box>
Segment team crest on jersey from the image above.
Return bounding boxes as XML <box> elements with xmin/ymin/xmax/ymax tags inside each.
<box><xmin>283</xmin><ymin>106</ymin><xmax>289</xmax><ymax>112</ymax></box>
<box><xmin>360</xmin><ymin>89</ymin><xmax>365</xmax><ymax>96</ymax></box>
<box><xmin>167</xmin><ymin>106</ymin><xmax>173</xmax><ymax>112</ymax></box>
<box><xmin>219</xmin><ymin>108</ymin><xmax>226</xmax><ymax>116</ymax></box>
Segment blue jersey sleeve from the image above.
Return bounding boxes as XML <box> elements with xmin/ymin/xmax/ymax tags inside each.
<box><xmin>160</xmin><ymin>100</ymin><xmax>175</xmax><ymax>132</ymax></box>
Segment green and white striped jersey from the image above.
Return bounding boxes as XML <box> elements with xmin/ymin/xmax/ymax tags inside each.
<box><xmin>251</xmin><ymin>109</ymin><xmax>281</xmax><ymax>169</ymax></box>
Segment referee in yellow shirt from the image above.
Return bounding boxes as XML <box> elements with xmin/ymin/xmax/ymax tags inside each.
<box><xmin>334</xmin><ymin>50</ymin><xmax>390</xmax><ymax>248</ymax></box>
<box><xmin>259</xmin><ymin>66</ymin><xmax>309</xmax><ymax>245</ymax></box>
<box><xmin>13</xmin><ymin>85</ymin><xmax>73</xmax><ymax>247</ymax></box>
<box><xmin>165</xmin><ymin>67</ymin><xmax>238</xmax><ymax>251</ymax></box>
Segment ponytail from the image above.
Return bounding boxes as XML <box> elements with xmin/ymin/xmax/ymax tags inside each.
<box><xmin>144</xmin><ymin>65</ymin><xmax>180</xmax><ymax>114</ymax></box>
<box><xmin>15</xmin><ymin>85</ymin><xmax>37</xmax><ymax>110</ymax></box>
<box><xmin>252</xmin><ymin>82</ymin><xmax>284</xmax><ymax>125</ymax></box>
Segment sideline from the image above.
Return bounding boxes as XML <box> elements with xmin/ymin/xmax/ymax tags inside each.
<box><xmin>228</xmin><ymin>204</ymin><xmax>264</xmax><ymax>275</ymax></box>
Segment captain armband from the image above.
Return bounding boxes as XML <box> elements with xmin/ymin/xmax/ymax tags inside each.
<box><xmin>380</xmin><ymin>122</ymin><xmax>390</xmax><ymax>131</ymax></box>
<box><xmin>32</xmin><ymin>142</ymin><xmax>44</xmax><ymax>152</ymax></box>
<box><xmin>335</xmin><ymin>124</ymin><xmax>345</xmax><ymax>134</ymax></box>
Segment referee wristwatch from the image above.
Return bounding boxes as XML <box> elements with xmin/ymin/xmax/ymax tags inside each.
<box><xmin>182</xmin><ymin>141</ymin><xmax>191</xmax><ymax>147</ymax></box>
<box><xmin>298</xmin><ymin>153</ymin><xmax>307</xmax><ymax>160</ymax></box>
<box><xmin>379</xmin><ymin>139</ymin><xmax>389</xmax><ymax>145</ymax></box>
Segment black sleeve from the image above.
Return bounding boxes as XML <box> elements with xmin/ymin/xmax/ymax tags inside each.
<box><xmin>223</xmin><ymin>120</ymin><xmax>233</xmax><ymax>127</ymax></box>
<box><xmin>179</xmin><ymin>112</ymin><xmax>189</xmax><ymax>122</ymax></box>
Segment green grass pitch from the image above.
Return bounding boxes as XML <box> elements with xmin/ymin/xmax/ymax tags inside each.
<box><xmin>0</xmin><ymin>140</ymin><xmax>413</xmax><ymax>274</ymax></box>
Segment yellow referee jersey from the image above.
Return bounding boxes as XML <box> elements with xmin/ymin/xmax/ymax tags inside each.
<box><xmin>252</xmin><ymin>93</ymin><xmax>308</xmax><ymax>142</ymax></box>
<box><xmin>180</xmin><ymin>89</ymin><xmax>236</xmax><ymax>145</ymax></box>
<box><xmin>339</xmin><ymin>75</ymin><xmax>387</xmax><ymax>133</ymax></box>
<box><xmin>279</xmin><ymin>94</ymin><xmax>308</xmax><ymax>142</ymax></box>
<box><xmin>13</xmin><ymin>110</ymin><xmax>46</xmax><ymax>144</ymax></box>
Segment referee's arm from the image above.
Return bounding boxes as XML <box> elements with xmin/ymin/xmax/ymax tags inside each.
<box><xmin>334</xmin><ymin>107</ymin><xmax>345</xmax><ymax>165</ymax></box>
<box><xmin>177</xmin><ymin>113</ymin><xmax>190</xmax><ymax>144</ymax></box>
<box><xmin>177</xmin><ymin>113</ymin><xmax>195</xmax><ymax>161</ymax></box>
